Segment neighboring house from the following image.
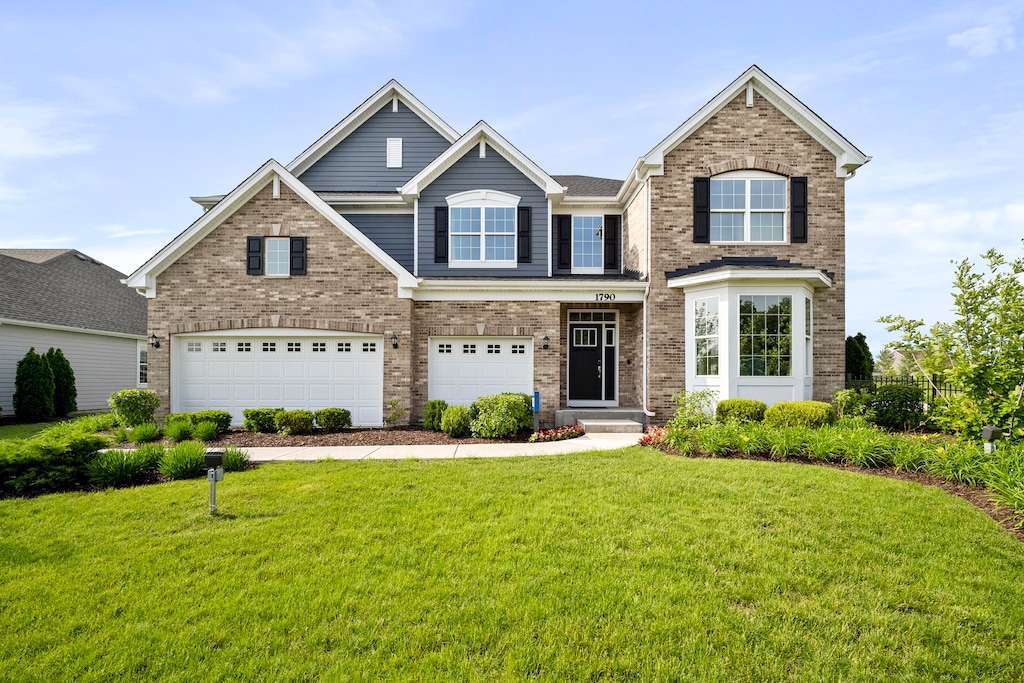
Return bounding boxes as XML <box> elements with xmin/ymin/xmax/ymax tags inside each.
<box><xmin>126</xmin><ymin>65</ymin><xmax>869</xmax><ymax>428</ymax></box>
<box><xmin>0</xmin><ymin>249</ymin><xmax>148</xmax><ymax>415</ymax></box>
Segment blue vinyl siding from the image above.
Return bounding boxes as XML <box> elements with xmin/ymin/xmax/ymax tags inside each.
<box><xmin>418</xmin><ymin>145</ymin><xmax>548</xmax><ymax>277</ymax></box>
<box><xmin>300</xmin><ymin>102</ymin><xmax>451</xmax><ymax>192</ymax></box>
<box><xmin>341</xmin><ymin>213</ymin><xmax>414</xmax><ymax>271</ymax></box>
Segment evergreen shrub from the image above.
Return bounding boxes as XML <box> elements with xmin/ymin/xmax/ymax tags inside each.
<box><xmin>13</xmin><ymin>348</ymin><xmax>54</xmax><ymax>420</ymax></box>
<box><xmin>44</xmin><ymin>348</ymin><xmax>77</xmax><ymax>417</ymax></box>
<box><xmin>314</xmin><ymin>408</ymin><xmax>351</xmax><ymax>433</ymax></box>
<box><xmin>274</xmin><ymin>410</ymin><xmax>315</xmax><ymax>435</ymax></box>
<box><xmin>763</xmin><ymin>401</ymin><xmax>837</xmax><ymax>428</ymax></box>
<box><xmin>243</xmin><ymin>408</ymin><xmax>283</xmax><ymax>433</ymax></box>
<box><xmin>108</xmin><ymin>389</ymin><xmax>159</xmax><ymax>427</ymax></box>
<box><xmin>716</xmin><ymin>398</ymin><xmax>766</xmax><ymax>423</ymax></box>
<box><xmin>440</xmin><ymin>405</ymin><xmax>471</xmax><ymax>438</ymax></box>
<box><xmin>423</xmin><ymin>400</ymin><xmax>448</xmax><ymax>431</ymax></box>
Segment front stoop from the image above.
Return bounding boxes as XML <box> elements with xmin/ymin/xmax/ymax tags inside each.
<box><xmin>577</xmin><ymin>419</ymin><xmax>644</xmax><ymax>434</ymax></box>
<box><xmin>556</xmin><ymin>407</ymin><xmax>648</xmax><ymax>428</ymax></box>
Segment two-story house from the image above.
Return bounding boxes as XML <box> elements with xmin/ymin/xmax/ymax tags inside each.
<box><xmin>126</xmin><ymin>66</ymin><xmax>869</xmax><ymax>428</ymax></box>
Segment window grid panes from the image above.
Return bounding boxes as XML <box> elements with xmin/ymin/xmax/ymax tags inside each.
<box><xmin>511</xmin><ymin>344</ymin><xmax>525</xmax><ymax>354</ymax></box>
<box><xmin>805</xmin><ymin>297</ymin><xmax>813</xmax><ymax>375</ymax></box>
<box><xmin>572</xmin><ymin>216</ymin><xmax>603</xmax><ymax>269</ymax></box>
<box><xmin>739</xmin><ymin>295</ymin><xmax>792</xmax><ymax>376</ymax></box>
<box><xmin>262</xmin><ymin>342</ymin><xmax>276</xmax><ymax>353</ymax></box>
<box><xmin>186</xmin><ymin>341</ymin><xmax>202</xmax><ymax>353</ymax></box>
<box><xmin>710</xmin><ymin>177</ymin><xmax>786</xmax><ymax>242</ymax></box>
<box><xmin>463</xmin><ymin>344</ymin><xmax>476</xmax><ymax>354</ymax></box>
<box><xmin>694</xmin><ymin>296</ymin><xmax>719</xmax><ymax>376</ymax></box>
<box><xmin>337</xmin><ymin>342</ymin><xmax>351</xmax><ymax>353</ymax></box>
<box><xmin>487</xmin><ymin>344</ymin><xmax>501</xmax><ymax>354</ymax></box>
<box><xmin>363</xmin><ymin>342</ymin><xmax>377</xmax><ymax>353</ymax></box>
<box><xmin>485</xmin><ymin>207</ymin><xmax>515</xmax><ymax>261</ymax></box>
<box><xmin>287</xmin><ymin>342</ymin><xmax>301</xmax><ymax>352</ymax></box>
<box><xmin>450</xmin><ymin>206</ymin><xmax>516</xmax><ymax>263</ymax></box>
<box><xmin>237</xmin><ymin>342</ymin><xmax>252</xmax><ymax>353</ymax></box>
<box><xmin>438</xmin><ymin>343</ymin><xmax>452</xmax><ymax>354</ymax></box>
<box><xmin>573</xmin><ymin>328</ymin><xmax>597</xmax><ymax>347</ymax></box>
<box><xmin>312</xmin><ymin>342</ymin><xmax>326</xmax><ymax>353</ymax></box>
<box><xmin>211</xmin><ymin>342</ymin><xmax>227</xmax><ymax>353</ymax></box>
<box><xmin>569</xmin><ymin>311</ymin><xmax>617</xmax><ymax>322</ymax></box>
<box><xmin>138</xmin><ymin>348</ymin><xmax>148</xmax><ymax>385</ymax></box>
<box><xmin>265</xmin><ymin>238</ymin><xmax>290</xmax><ymax>275</ymax></box>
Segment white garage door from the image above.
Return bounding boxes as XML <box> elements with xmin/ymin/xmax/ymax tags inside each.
<box><xmin>428</xmin><ymin>337</ymin><xmax>533</xmax><ymax>405</ymax></box>
<box><xmin>172</xmin><ymin>331</ymin><xmax>383</xmax><ymax>427</ymax></box>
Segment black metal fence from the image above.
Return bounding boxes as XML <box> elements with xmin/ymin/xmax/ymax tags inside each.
<box><xmin>845</xmin><ymin>374</ymin><xmax>963</xmax><ymax>400</ymax></box>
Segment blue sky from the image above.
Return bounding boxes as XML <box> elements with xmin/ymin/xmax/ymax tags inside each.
<box><xmin>1</xmin><ymin>1</ymin><xmax>1022</xmax><ymax>353</ymax></box>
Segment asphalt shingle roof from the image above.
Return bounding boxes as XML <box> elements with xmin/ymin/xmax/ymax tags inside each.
<box><xmin>0</xmin><ymin>250</ymin><xmax>147</xmax><ymax>336</ymax></box>
<box><xmin>665</xmin><ymin>256</ymin><xmax>835</xmax><ymax>282</ymax></box>
<box><xmin>552</xmin><ymin>175</ymin><xmax>624</xmax><ymax>197</ymax></box>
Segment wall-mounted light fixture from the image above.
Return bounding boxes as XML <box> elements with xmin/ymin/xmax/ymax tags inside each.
<box><xmin>391</xmin><ymin>333</ymin><xmax>399</xmax><ymax>349</ymax></box>
<box><xmin>149</xmin><ymin>333</ymin><xmax>161</xmax><ymax>349</ymax></box>
<box><xmin>542</xmin><ymin>335</ymin><xmax>549</xmax><ymax>350</ymax></box>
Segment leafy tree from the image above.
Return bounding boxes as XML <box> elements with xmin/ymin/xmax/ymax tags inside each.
<box><xmin>44</xmin><ymin>348</ymin><xmax>77</xmax><ymax>417</ymax></box>
<box><xmin>13</xmin><ymin>348</ymin><xmax>55</xmax><ymax>420</ymax></box>
<box><xmin>845</xmin><ymin>332</ymin><xmax>874</xmax><ymax>380</ymax></box>
<box><xmin>879</xmin><ymin>248</ymin><xmax>1024</xmax><ymax>440</ymax></box>
<box><xmin>875</xmin><ymin>347</ymin><xmax>897</xmax><ymax>377</ymax></box>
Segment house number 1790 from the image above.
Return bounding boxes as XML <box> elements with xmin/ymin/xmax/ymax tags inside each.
<box><xmin>595</xmin><ymin>293</ymin><xmax>616</xmax><ymax>301</ymax></box>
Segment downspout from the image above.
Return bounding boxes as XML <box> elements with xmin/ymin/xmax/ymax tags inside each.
<box><xmin>413</xmin><ymin>198</ymin><xmax>419</xmax><ymax>276</ymax></box>
<box><xmin>642</xmin><ymin>175</ymin><xmax>655</xmax><ymax>418</ymax></box>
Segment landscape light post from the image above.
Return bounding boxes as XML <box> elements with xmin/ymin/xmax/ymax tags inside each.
<box><xmin>205</xmin><ymin>450</ymin><xmax>225</xmax><ymax>515</ymax></box>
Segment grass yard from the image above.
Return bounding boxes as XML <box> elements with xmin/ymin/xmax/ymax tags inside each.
<box><xmin>0</xmin><ymin>421</ymin><xmax>50</xmax><ymax>441</ymax></box>
<box><xmin>2</xmin><ymin>447</ymin><xmax>1023</xmax><ymax>682</ymax></box>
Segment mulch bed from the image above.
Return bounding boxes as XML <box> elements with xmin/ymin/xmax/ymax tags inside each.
<box><xmin>206</xmin><ymin>425</ymin><xmax>532</xmax><ymax>449</ymax></box>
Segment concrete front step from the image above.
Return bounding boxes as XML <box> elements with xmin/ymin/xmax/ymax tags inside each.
<box><xmin>556</xmin><ymin>407</ymin><xmax>648</xmax><ymax>427</ymax></box>
<box><xmin>577</xmin><ymin>419</ymin><xmax>644</xmax><ymax>434</ymax></box>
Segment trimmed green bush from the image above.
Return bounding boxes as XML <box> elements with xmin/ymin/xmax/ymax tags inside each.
<box><xmin>0</xmin><ymin>430</ymin><xmax>108</xmax><ymax>494</ymax></box>
<box><xmin>88</xmin><ymin>448</ymin><xmax>151</xmax><ymax>487</ymax></box>
<box><xmin>832</xmin><ymin>388</ymin><xmax>875</xmax><ymax>420</ymax></box>
<box><xmin>275</xmin><ymin>409</ymin><xmax>315</xmax><ymax>435</ymax></box>
<box><xmin>763</xmin><ymin>401</ymin><xmax>837</xmax><ymax>428</ymax></box>
<box><xmin>164</xmin><ymin>420</ymin><xmax>192</xmax><ymax>442</ymax></box>
<box><xmin>128</xmin><ymin>422</ymin><xmax>161</xmax><ymax>444</ymax></box>
<box><xmin>108</xmin><ymin>389</ymin><xmax>159</xmax><ymax>427</ymax></box>
<box><xmin>244</xmin><ymin>408</ymin><xmax>283</xmax><ymax>433</ymax></box>
<box><xmin>223</xmin><ymin>445</ymin><xmax>250</xmax><ymax>472</ymax></box>
<box><xmin>166</xmin><ymin>410</ymin><xmax>232</xmax><ymax>434</ymax></box>
<box><xmin>191</xmin><ymin>420</ymin><xmax>220</xmax><ymax>442</ymax></box>
<box><xmin>13</xmin><ymin>348</ymin><xmax>54</xmax><ymax>420</ymax></box>
<box><xmin>440</xmin><ymin>405</ymin><xmax>471</xmax><ymax>438</ymax></box>
<box><xmin>870</xmin><ymin>383</ymin><xmax>925</xmax><ymax>430</ymax></box>
<box><xmin>44</xmin><ymin>348</ymin><xmax>77</xmax><ymax>417</ymax></box>
<box><xmin>470</xmin><ymin>393</ymin><xmax>533</xmax><ymax>438</ymax></box>
<box><xmin>423</xmin><ymin>400</ymin><xmax>448</xmax><ymax>431</ymax></box>
<box><xmin>716</xmin><ymin>398</ymin><xmax>766</xmax><ymax>423</ymax></box>
<box><xmin>158</xmin><ymin>441</ymin><xmax>207</xmax><ymax>480</ymax></box>
<box><xmin>314</xmin><ymin>408</ymin><xmax>352</xmax><ymax>433</ymax></box>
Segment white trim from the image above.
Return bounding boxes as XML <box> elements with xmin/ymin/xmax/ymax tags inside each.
<box><xmin>336</xmin><ymin>206</ymin><xmax>414</xmax><ymax>215</ymax></box>
<box><xmin>546</xmin><ymin>198</ymin><xmax>553</xmax><ymax>277</ymax></box>
<box><xmin>446</xmin><ymin>189</ymin><xmax>520</xmax><ymax>207</ymax></box>
<box><xmin>174</xmin><ymin>328</ymin><xmax>380</xmax><ymax>338</ymax></box>
<box><xmin>566</xmin><ymin>309</ymin><xmax>619</xmax><ymax>407</ymax></box>
<box><xmin>710</xmin><ymin>172</ymin><xmax>788</xmax><ymax>244</ymax></box>
<box><xmin>570</xmin><ymin>215</ymin><xmax>605</xmax><ymax>275</ymax></box>
<box><xmin>0</xmin><ymin>317</ymin><xmax>146</xmax><ymax>341</ymax></box>
<box><xmin>409</xmin><ymin>279</ymin><xmax>648</xmax><ymax>302</ymax></box>
<box><xmin>413</xmin><ymin>198</ymin><xmax>419</xmax><ymax>277</ymax></box>
<box><xmin>667</xmin><ymin>268</ymin><xmax>832</xmax><ymax>290</ymax></box>
<box><xmin>287</xmin><ymin>80</ymin><xmax>459</xmax><ymax>177</ymax></box>
<box><xmin>272</xmin><ymin>175</ymin><xmax>280</xmax><ymax>199</ymax></box>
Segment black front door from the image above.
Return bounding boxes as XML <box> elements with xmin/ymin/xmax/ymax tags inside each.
<box><xmin>569</xmin><ymin>324</ymin><xmax>603</xmax><ymax>401</ymax></box>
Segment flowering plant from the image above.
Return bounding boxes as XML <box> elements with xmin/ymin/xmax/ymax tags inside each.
<box><xmin>528</xmin><ymin>424</ymin><xmax>585</xmax><ymax>442</ymax></box>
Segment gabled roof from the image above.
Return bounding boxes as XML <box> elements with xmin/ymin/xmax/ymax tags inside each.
<box><xmin>125</xmin><ymin>160</ymin><xmax>417</xmax><ymax>298</ymax></box>
<box><xmin>0</xmin><ymin>250</ymin><xmax>146</xmax><ymax>336</ymax></box>
<box><xmin>399</xmin><ymin>121</ymin><xmax>565</xmax><ymax>199</ymax></box>
<box><xmin>552</xmin><ymin>175</ymin><xmax>624</xmax><ymax>198</ymax></box>
<box><xmin>639</xmin><ymin>65</ymin><xmax>870</xmax><ymax>179</ymax></box>
<box><xmin>287</xmin><ymin>80</ymin><xmax>460</xmax><ymax>177</ymax></box>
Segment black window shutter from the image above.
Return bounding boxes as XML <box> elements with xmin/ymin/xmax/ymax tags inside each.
<box><xmin>693</xmin><ymin>177</ymin><xmax>710</xmax><ymax>243</ymax></box>
<box><xmin>517</xmin><ymin>206</ymin><xmax>532</xmax><ymax>263</ymax></box>
<box><xmin>246</xmin><ymin>236</ymin><xmax>263</xmax><ymax>275</ymax></box>
<box><xmin>556</xmin><ymin>215</ymin><xmax>572</xmax><ymax>270</ymax></box>
<box><xmin>434</xmin><ymin>207</ymin><xmax>448</xmax><ymax>263</ymax></box>
<box><xmin>790</xmin><ymin>177</ymin><xmax>808</xmax><ymax>243</ymax></box>
<box><xmin>290</xmin><ymin>236</ymin><xmax>307</xmax><ymax>275</ymax></box>
<box><xmin>603</xmin><ymin>215</ymin><xmax>620</xmax><ymax>270</ymax></box>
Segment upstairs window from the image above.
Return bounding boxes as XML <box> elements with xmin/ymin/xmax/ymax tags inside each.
<box><xmin>246</xmin><ymin>236</ymin><xmax>307</xmax><ymax>276</ymax></box>
<box><xmin>444</xmin><ymin>190</ymin><xmax>520</xmax><ymax>267</ymax></box>
<box><xmin>265</xmin><ymin>238</ymin><xmax>290</xmax><ymax>276</ymax></box>
<box><xmin>709</xmin><ymin>172</ymin><xmax>786</xmax><ymax>243</ymax></box>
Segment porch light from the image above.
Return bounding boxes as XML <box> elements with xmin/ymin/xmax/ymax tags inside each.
<box><xmin>149</xmin><ymin>333</ymin><xmax>160</xmax><ymax>349</ymax></box>
<box><xmin>542</xmin><ymin>335</ymin><xmax>549</xmax><ymax>350</ymax></box>
<box><xmin>391</xmin><ymin>333</ymin><xmax>399</xmax><ymax>349</ymax></box>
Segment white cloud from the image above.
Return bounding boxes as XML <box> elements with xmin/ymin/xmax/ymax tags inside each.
<box><xmin>947</xmin><ymin>8</ymin><xmax>1017</xmax><ymax>57</ymax></box>
<box><xmin>97</xmin><ymin>225</ymin><xmax>165</xmax><ymax>239</ymax></box>
<box><xmin>0</xmin><ymin>103</ymin><xmax>94</xmax><ymax>160</ymax></box>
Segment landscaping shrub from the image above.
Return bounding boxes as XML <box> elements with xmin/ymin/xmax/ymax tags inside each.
<box><xmin>13</xmin><ymin>348</ymin><xmax>54</xmax><ymax>420</ymax></box>
<box><xmin>384</xmin><ymin>399</ymin><xmax>406</xmax><ymax>429</ymax></box>
<box><xmin>128</xmin><ymin>422</ymin><xmax>161</xmax><ymax>444</ymax></box>
<box><xmin>763</xmin><ymin>401</ymin><xmax>836</xmax><ymax>428</ymax></box>
<box><xmin>158</xmin><ymin>441</ymin><xmax>207</xmax><ymax>480</ymax></box>
<box><xmin>111</xmin><ymin>425</ymin><xmax>128</xmax><ymax>443</ymax></box>
<box><xmin>133</xmin><ymin>442</ymin><xmax>165</xmax><ymax>469</ymax></box>
<box><xmin>244</xmin><ymin>408</ymin><xmax>282</xmax><ymax>433</ymax></box>
<box><xmin>423</xmin><ymin>400</ymin><xmax>448</xmax><ymax>431</ymax></box>
<box><xmin>314</xmin><ymin>408</ymin><xmax>352</xmax><ymax>433</ymax></box>
<box><xmin>191</xmin><ymin>420</ymin><xmax>221</xmax><ymax>442</ymax></box>
<box><xmin>667</xmin><ymin>389</ymin><xmax>716</xmax><ymax>430</ymax></box>
<box><xmin>166</xmin><ymin>410</ymin><xmax>232</xmax><ymax>434</ymax></box>
<box><xmin>440</xmin><ymin>405</ymin><xmax>471</xmax><ymax>438</ymax></box>
<box><xmin>223</xmin><ymin>445</ymin><xmax>250</xmax><ymax>472</ymax></box>
<box><xmin>70</xmin><ymin>412</ymin><xmax>118</xmax><ymax>433</ymax></box>
<box><xmin>470</xmin><ymin>393</ymin><xmax>532</xmax><ymax>438</ymax></box>
<box><xmin>0</xmin><ymin>430</ymin><xmax>108</xmax><ymax>495</ymax></box>
<box><xmin>870</xmin><ymin>384</ymin><xmax>925</xmax><ymax>430</ymax></box>
<box><xmin>44</xmin><ymin>348</ymin><xmax>77</xmax><ymax>417</ymax></box>
<box><xmin>88</xmin><ymin>448</ymin><xmax>151</xmax><ymax>487</ymax></box>
<box><xmin>716</xmin><ymin>398</ymin><xmax>766</xmax><ymax>423</ymax></box>
<box><xmin>275</xmin><ymin>409</ymin><xmax>316</xmax><ymax>435</ymax></box>
<box><xmin>832</xmin><ymin>388</ymin><xmax>875</xmax><ymax>420</ymax></box>
<box><xmin>108</xmin><ymin>389</ymin><xmax>159</xmax><ymax>427</ymax></box>
<box><xmin>164</xmin><ymin>420</ymin><xmax>192</xmax><ymax>442</ymax></box>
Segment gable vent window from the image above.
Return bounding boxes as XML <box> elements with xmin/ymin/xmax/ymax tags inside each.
<box><xmin>387</xmin><ymin>138</ymin><xmax>402</xmax><ymax>168</ymax></box>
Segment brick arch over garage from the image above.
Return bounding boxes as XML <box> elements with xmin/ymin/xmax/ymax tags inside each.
<box><xmin>166</xmin><ymin>317</ymin><xmax>390</xmax><ymax>336</ymax></box>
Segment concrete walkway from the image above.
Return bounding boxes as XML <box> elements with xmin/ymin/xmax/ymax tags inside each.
<box><xmin>245</xmin><ymin>432</ymin><xmax>640</xmax><ymax>462</ymax></box>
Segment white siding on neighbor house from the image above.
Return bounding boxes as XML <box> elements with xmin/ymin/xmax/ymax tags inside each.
<box><xmin>0</xmin><ymin>323</ymin><xmax>140</xmax><ymax>415</ymax></box>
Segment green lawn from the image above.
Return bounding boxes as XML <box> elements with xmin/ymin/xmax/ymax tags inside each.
<box><xmin>0</xmin><ymin>422</ymin><xmax>50</xmax><ymax>441</ymax></box>
<box><xmin>2</xmin><ymin>447</ymin><xmax>1023</xmax><ymax>682</ymax></box>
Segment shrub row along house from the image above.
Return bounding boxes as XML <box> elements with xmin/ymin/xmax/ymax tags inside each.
<box><xmin>126</xmin><ymin>66</ymin><xmax>869</xmax><ymax>428</ymax></box>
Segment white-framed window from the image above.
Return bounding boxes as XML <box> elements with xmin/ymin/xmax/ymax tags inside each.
<box><xmin>265</xmin><ymin>237</ymin><xmax>290</xmax><ymax>276</ymax></box>
<box><xmin>511</xmin><ymin>344</ymin><xmax>525</xmax><ymax>354</ymax></box>
<box><xmin>237</xmin><ymin>341</ymin><xmax>252</xmax><ymax>353</ymax></box>
<box><xmin>362</xmin><ymin>342</ymin><xmax>377</xmax><ymax>353</ymax></box>
<box><xmin>386</xmin><ymin>137</ymin><xmax>402</xmax><ymax>168</ymax></box>
<box><xmin>463</xmin><ymin>343</ymin><xmax>476</xmax><ymax>354</ymax></box>
<box><xmin>805</xmin><ymin>298</ymin><xmax>813</xmax><ymax>376</ymax></box>
<box><xmin>137</xmin><ymin>343</ymin><xmax>148</xmax><ymax>387</ymax></box>
<box><xmin>694</xmin><ymin>296</ymin><xmax>719</xmax><ymax>376</ymax></box>
<box><xmin>262</xmin><ymin>342</ymin><xmax>277</xmax><ymax>353</ymax></box>
<box><xmin>337</xmin><ymin>342</ymin><xmax>351</xmax><ymax>353</ymax></box>
<box><xmin>711</xmin><ymin>171</ymin><xmax>786</xmax><ymax>243</ymax></box>
<box><xmin>572</xmin><ymin>216</ymin><xmax>604</xmax><ymax>274</ymax></box>
<box><xmin>312</xmin><ymin>342</ymin><xmax>327</xmax><ymax>353</ymax></box>
<box><xmin>739</xmin><ymin>295</ymin><xmax>792</xmax><ymax>376</ymax></box>
<box><xmin>287</xmin><ymin>342</ymin><xmax>301</xmax><ymax>353</ymax></box>
<box><xmin>438</xmin><ymin>343</ymin><xmax>452</xmax><ymax>354</ymax></box>
<box><xmin>186</xmin><ymin>341</ymin><xmax>202</xmax><ymax>353</ymax></box>
<box><xmin>487</xmin><ymin>344</ymin><xmax>501</xmax><ymax>354</ymax></box>
<box><xmin>211</xmin><ymin>342</ymin><xmax>227</xmax><ymax>353</ymax></box>
<box><xmin>447</xmin><ymin>190</ymin><xmax>519</xmax><ymax>267</ymax></box>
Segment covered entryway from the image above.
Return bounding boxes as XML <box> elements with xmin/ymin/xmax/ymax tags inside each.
<box><xmin>428</xmin><ymin>336</ymin><xmax>533</xmax><ymax>405</ymax></box>
<box><xmin>172</xmin><ymin>329</ymin><xmax>384</xmax><ymax>427</ymax></box>
<box><xmin>567</xmin><ymin>310</ymin><xmax>617</xmax><ymax>406</ymax></box>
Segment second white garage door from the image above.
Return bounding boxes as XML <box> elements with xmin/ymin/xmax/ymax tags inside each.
<box><xmin>172</xmin><ymin>331</ymin><xmax>383</xmax><ymax>427</ymax></box>
<box><xmin>428</xmin><ymin>336</ymin><xmax>533</xmax><ymax>406</ymax></box>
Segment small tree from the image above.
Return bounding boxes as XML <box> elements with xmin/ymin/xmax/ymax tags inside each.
<box><xmin>44</xmin><ymin>348</ymin><xmax>77</xmax><ymax>417</ymax></box>
<box><xmin>845</xmin><ymin>332</ymin><xmax>874</xmax><ymax>380</ymax></box>
<box><xmin>13</xmin><ymin>348</ymin><xmax>55</xmax><ymax>420</ymax></box>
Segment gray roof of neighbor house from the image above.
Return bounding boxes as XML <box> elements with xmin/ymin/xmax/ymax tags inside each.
<box><xmin>0</xmin><ymin>249</ymin><xmax>147</xmax><ymax>336</ymax></box>
<box><xmin>552</xmin><ymin>175</ymin><xmax>623</xmax><ymax>197</ymax></box>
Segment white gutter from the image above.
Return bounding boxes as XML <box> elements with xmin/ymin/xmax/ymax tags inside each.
<box><xmin>642</xmin><ymin>176</ymin><xmax>655</xmax><ymax>418</ymax></box>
